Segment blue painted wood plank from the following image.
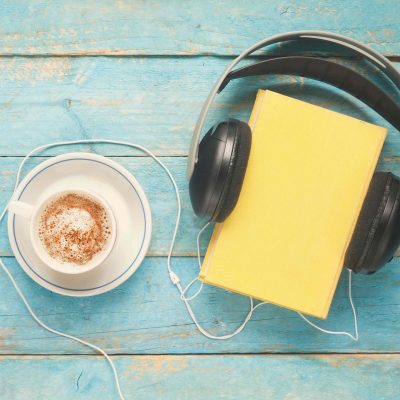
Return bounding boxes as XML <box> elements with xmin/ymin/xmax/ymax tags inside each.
<box><xmin>1</xmin><ymin>354</ymin><xmax>399</xmax><ymax>399</ymax></box>
<box><xmin>0</xmin><ymin>2</ymin><xmax>397</xmax><ymax>396</ymax></box>
<box><xmin>0</xmin><ymin>156</ymin><xmax>205</xmax><ymax>257</ymax></box>
<box><xmin>0</xmin><ymin>58</ymin><xmax>399</xmax><ymax>355</ymax></box>
<box><xmin>0</xmin><ymin>57</ymin><xmax>398</xmax><ymax>157</ymax></box>
<box><xmin>0</xmin><ymin>0</ymin><xmax>399</xmax><ymax>56</ymax></box>
<box><xmin>0</xmin><ymin>256</ymin><xmax>399</xmax><ymax>354</ymax></box>
<box><xmin>1</xmin><ymin>155</ymin><xmax>400</xmax><ymax>257</ymax></box>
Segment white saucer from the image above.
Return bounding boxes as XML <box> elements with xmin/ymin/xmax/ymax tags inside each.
<box><xmin>7</xmin><ymin>152</ymin><xmax>152</xmax><ymax>297</ymax></box>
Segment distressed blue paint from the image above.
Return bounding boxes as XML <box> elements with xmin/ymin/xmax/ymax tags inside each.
<box><xmin>0</xmin><ymin>156</ymin><xmax>206</xmax><ymax>257</ymax></box>
<box><xmin>0</xmin><ymin>1</ymin><xmax>399</xmax><ymax>397</ymax></box>
<box><xmin>1</xmin><ymin>156</ymin><xmax>400</xmax><ymax>257</ymax></box>
<box><xmin>0</xmin><ymin>355</ymin><xmax>399</xmax><ymax>400</ymax></box>
<box><xmin>0</xmin><ymin>256</ymin><xmax>399</xmax><ymax>354</ymax></box>
<box><xmin>0</xmin><ymin>0</ymin><xmax>398</xmax><ymax>55</ymax></box>
<box><xmin>0</xmin><ymin>57</ymin><xmax>398</xmax><ymax>156</ymax></box>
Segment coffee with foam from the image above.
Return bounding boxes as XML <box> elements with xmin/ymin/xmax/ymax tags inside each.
<box><xmin>38</xmin><ymin>192</ymin><xmax>112</xmax><ymax>266</ymax></box>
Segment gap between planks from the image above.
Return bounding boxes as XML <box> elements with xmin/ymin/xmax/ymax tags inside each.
<box><xmin>0</xmin><ymin>353</ymin><xmax>399</xmax><ymax>359</ymax></box>
<box><xmin>0</xmin><ymin>54</ymin><xmax>398</xmax><ymax>60</ymax></box>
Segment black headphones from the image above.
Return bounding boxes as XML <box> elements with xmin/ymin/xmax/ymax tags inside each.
<box><xmin>187</xmin><ymin>31</ymin><xmax>400</xmax><ymax>275</ymax></box>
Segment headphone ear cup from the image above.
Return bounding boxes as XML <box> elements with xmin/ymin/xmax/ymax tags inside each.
<box><xmin>345</xmin><ymin>172</ymin><xmax>397</xmax><ymax>273</ymax></box>
<box><xmin>214</xmin><ymin>121</ymin><xmax>251</xmax><ymax>222</ymax></box>
<box><xmin>189</xmin><ymin>119</ymin><xmax>251</xmax><ymax>222</ymax></box>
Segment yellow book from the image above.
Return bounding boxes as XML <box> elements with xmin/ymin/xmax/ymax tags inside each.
<box><xmin>199</xmin><ymin>90</ymin><xmax>386</xmax><ymax>319</ymax></box>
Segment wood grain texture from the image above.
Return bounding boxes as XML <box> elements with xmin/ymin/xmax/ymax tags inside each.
<box><xmin>0</xmin><ymin>0</ymin><xmax>399</xmax><ymax>56</ymax></box>
<box><xmin>0</xmin><ymin>156</ymin><xmax>205</xmax><ymax>257</ymax></box>
<box><xmin>1</xmin><ymin>2</ymin><xmax>399</xmax><ymax>395</ymax></box>
<box><xmin>1</xmin><ymin>354</ymin><xmax>399</xmax><ymax>399</ymax></box>
<box><xmin>0</xmin><ymin>57</ymin><xmax>398</xmax><ymax>157</ymax></box>
<box><xmin>0</xmin><ymin>256</ymin><xmax>399</xmax><ymax>354</ymax></box>
<box><xmin>2</xmin><ymin>155</ymin><xmax>400</xmax><ymax>257</ymax></box>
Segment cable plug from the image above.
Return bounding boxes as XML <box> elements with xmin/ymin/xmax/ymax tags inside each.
<box><xmin>169</xmin><ymin>271</ymin><xmax>180</xmax><ymax>285</ymax></box>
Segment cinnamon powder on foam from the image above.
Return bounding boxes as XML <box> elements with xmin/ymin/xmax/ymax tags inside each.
<box><xmin>38</xmin><ymin>193</ymin><xmax>111</xmax><ymax>265</ymax></box>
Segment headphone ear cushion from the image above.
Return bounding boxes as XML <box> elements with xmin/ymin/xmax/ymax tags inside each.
<box><xmin>189</xmin><ymin>119</ymin><xmax>252</xmax><ymax>222</ymax></box>
<box><xmin>214</xmin><ymin>121</ymin><xmax>252</xmax><ymax>222</ymax></box>
<box><xmin>345</xmin><ymin>172</ymin><xmax>393</xmax><ymax>271</ymax></box>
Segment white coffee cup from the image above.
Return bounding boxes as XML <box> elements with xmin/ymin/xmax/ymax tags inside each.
<box><xmin>8</xmin><ymin>188</ymin><xmax>117</xmax><ymax>275</ymax></box>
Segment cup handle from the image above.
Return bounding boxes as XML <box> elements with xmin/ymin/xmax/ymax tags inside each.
<box><xmin>8</xmin><ymin>200</ymin><xmax>35</xmax><ymax>219</ymax></box>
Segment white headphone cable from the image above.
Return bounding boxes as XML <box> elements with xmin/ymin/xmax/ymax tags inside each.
<box><xmin>0</xmin><ymin>139</ymin><xmax>359</xmax><ymax>400</ymax></box>
<box><xmin>179</xmin><ymin>222</ymin><xmax>207</xmax><ymax>301</ymax></box>
<box><xmin>0</xmin><ymin>138</ymin><xmax>187</xmax><ymax>400</ymax></box>
<box><xmin>298</xmin><ymin>269</ymin><xmax>358</xmax><ymax>341</ymax></box>
<box><xmin>176</xmin><ymin>221</ymin><xmax>358</xmax><ymax>341</ymax></box>
<box><xmin>0</xmin><ymin>257</ymin><xmax>125</xmax><ymax>399</ymax></box>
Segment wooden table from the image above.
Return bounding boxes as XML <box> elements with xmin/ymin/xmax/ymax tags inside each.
<box><xmin>0</xmin><ymin>1</ymin><xmax>399</xmax><ymax>399</ymax></box>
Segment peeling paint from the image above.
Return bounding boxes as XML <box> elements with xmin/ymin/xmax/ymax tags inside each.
<box><xmin>122</xmin><ymin>355</ymin><xmax>188</xmax><ymax>379</ymax></box>
<box><xmin>0</xmin><ymin>58</ymin><xmax>71</xmax><ymax>82</ymax></box>
<box><xmin>0</xmin><ymin>328</ymin><xmax>17</xmax><ymax>351</ymax></box>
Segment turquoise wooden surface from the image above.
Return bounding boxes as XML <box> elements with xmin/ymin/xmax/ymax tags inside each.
<box><xmin>0</xmin><ymin>0</ymin><xmax>398</xmax><ymax>55</ymax></box>
<box><xmin>0</xmin><ymin>157</ymin><xmax>203</xmax><ymax>256</ymax></box>
<box><xmin>2</xmin><ymin>155</ymin><xmax>400</xmax><ymax>257</ymax></box>
<box><xmin>0</xmin><ymin>1</ymin><xmax>399</xmax><ymax>399</ymax></box>
<box><xmin>0</xmin><ymin>57</ymin><xmax>398</xmax><ymax>157</ymax></box>
<box><xmin>1</xmin><ymin>355</ymin><xmax>399</xmax><ymax>400</ymax></box>
<box><xmin>0</xmin><ymin>257</ymin><xmax>399</xmax><ymax>354</ymax></box>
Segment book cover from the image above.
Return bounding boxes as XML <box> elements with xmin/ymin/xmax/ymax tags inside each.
<box><xmin>199</xmin><ymin>90</ymin><xmax>386</xmax><ymax>318</ymax></box>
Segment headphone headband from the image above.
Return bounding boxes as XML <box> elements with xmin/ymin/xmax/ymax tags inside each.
<box><xmin>219</xmin><ymin>56</ymin><xmax>400</xmax><ymax>132</ymax></box>
<box><xmin>187</xmin><ymin>30</ymin><xmax>400</xmax><ymax>180</ymax></box>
